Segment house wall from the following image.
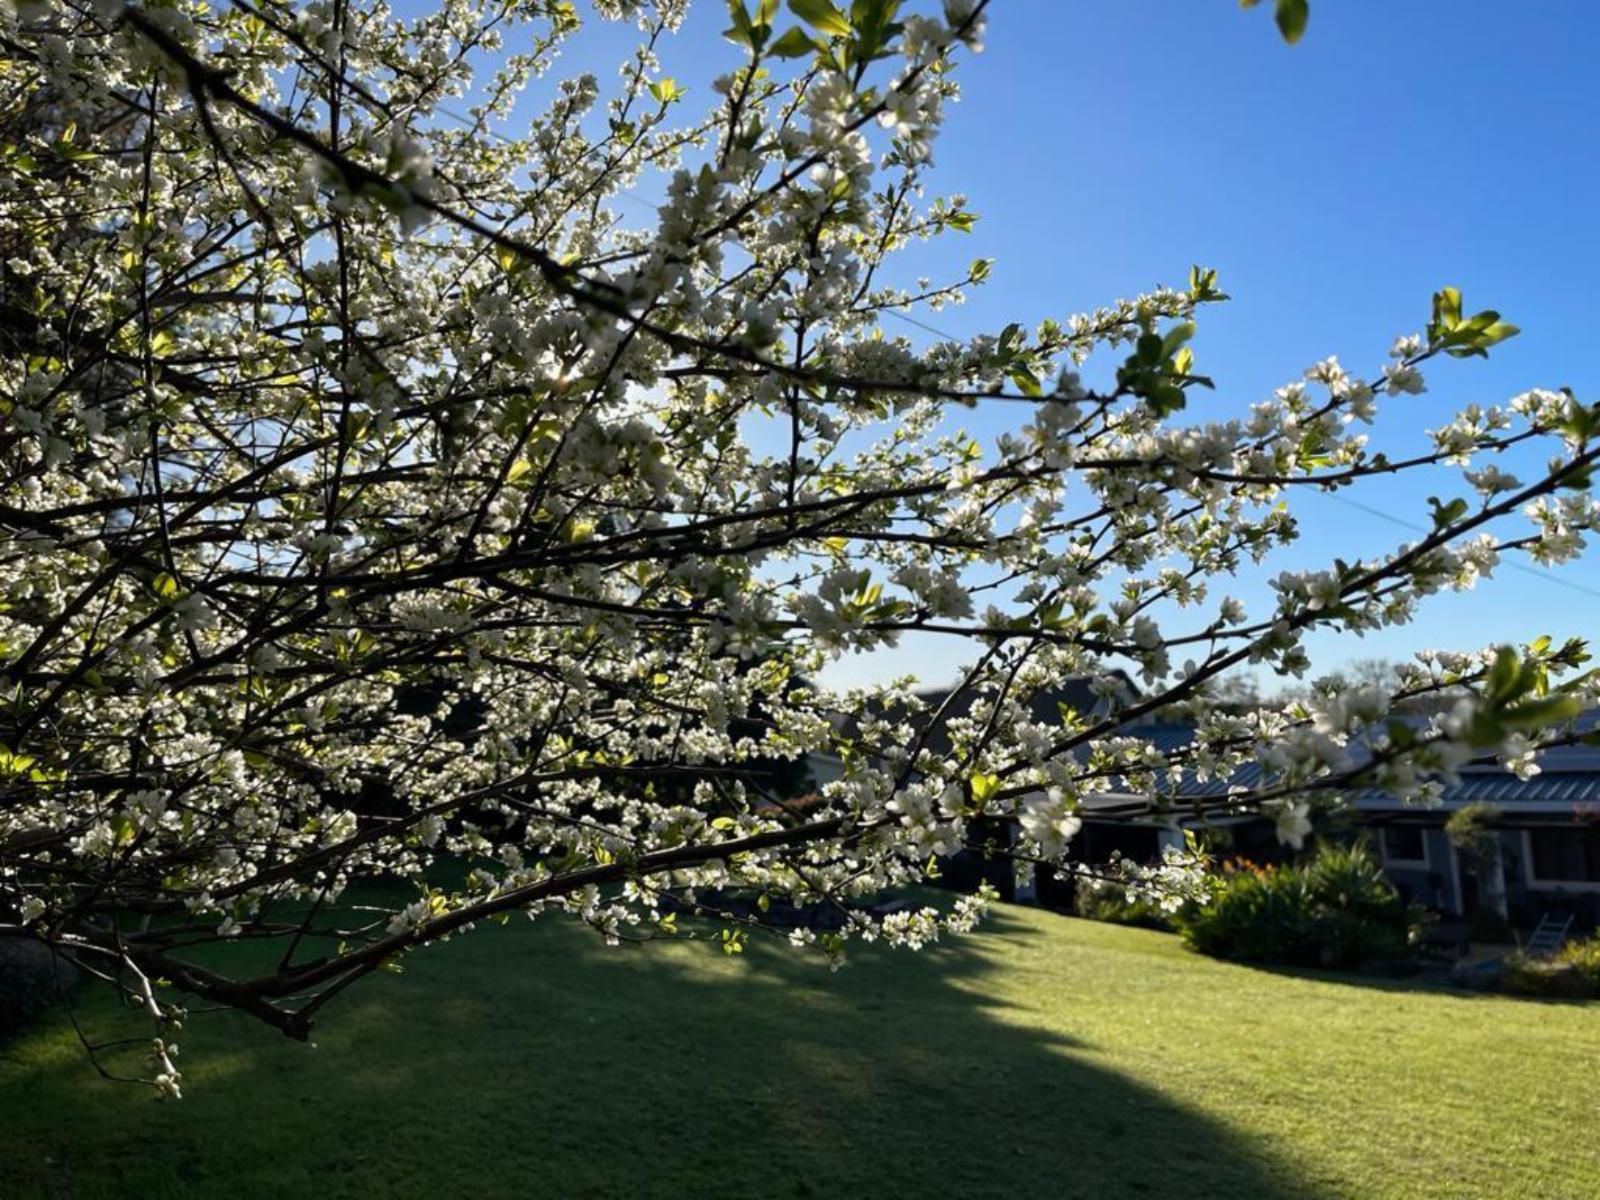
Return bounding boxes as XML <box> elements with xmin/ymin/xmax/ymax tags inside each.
<box><xmin>1370</xmin><ymin>822</ymin><xmax>1600</xmax><ymax>931</ymax></box>
<box><xmin>1077</xmin><ymin>821</ymin><xmax>1162</xmax><ymax>868</ymax></box>
<box><xmin>1501</xmin><ymin>826</ymin><xmax>1600</xmax><ymax>931</ymax></box>
<box><xmin>1497</xmin><ymin>828</ymin><xmax>1531</xmax><ymax>919</ymax></box>
<box><xmin>1371</xmin><ymin>824</ymin><xmax>1460</xmax><ymax>915</ymax></box>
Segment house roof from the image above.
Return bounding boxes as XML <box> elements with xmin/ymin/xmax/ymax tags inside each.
<box><xmin>1102</xmin><ymin>711</ymin><xmax>1600</xmax><ymax>819</ymax></box>
<box><xmin>1351</xmin><ymin>710</ymin><xmax>1600</xmax><ymax>814</ymax></box>
<box><xmin>1353</xmin><ymin>772</ymin><xmax>1600</xmax><ymax>814</ymax></box>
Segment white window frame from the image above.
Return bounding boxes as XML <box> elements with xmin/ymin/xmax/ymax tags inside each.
<box><xmin>1522</xmin><ymin>828</ymin><xmax>1600</xmax><ymax>893</ymax></box>
<box><xmin>1378</xmin><ymin>824</ymin><xmax>1430</xmax><ymax>868</ymax></box>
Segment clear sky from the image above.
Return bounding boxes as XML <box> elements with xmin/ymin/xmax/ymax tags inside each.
<box><xmin>514</xmin><ymin>2</ymin><xmax>1600</xmax><ymax>690</ymax></box>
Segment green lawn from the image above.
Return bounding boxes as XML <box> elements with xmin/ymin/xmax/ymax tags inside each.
<box><xmin>3</xmin><ymin>902</ymin><xmax>1597</xmax><ymax>1199</ymax></box>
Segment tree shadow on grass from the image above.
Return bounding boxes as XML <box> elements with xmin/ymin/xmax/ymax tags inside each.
<box><xmin>1</xmin><ymin>907</ymin><xmax>1335</xmax><ymax>1200</ymax></box>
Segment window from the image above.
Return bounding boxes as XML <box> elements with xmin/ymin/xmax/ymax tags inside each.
<box><xmin>1526</xmin><ymin>827</ymin><xmax>1600</xmax><ymax>885</ymax></box>
<box><xmin>1380</xmin><ymin>825</ymin><xmax>1428</xmax><ymax>866</ymax></box>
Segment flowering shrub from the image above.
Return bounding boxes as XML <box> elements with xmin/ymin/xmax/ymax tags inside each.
<box><xmin>0</xmin><ymin>0</ymin><xmax>1597</xmax><ymax>1093</ymax></box>
<box><xmin>1175</xmin><ymin>843</ymin><xmax>1421</xmax><ymax>968</ymax></box>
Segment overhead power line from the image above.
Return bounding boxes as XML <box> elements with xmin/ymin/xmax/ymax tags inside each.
<box><xmin>1322</xmin><ymin>492</ymin><xmax>1600</xmax><ymax>602</ymax></box>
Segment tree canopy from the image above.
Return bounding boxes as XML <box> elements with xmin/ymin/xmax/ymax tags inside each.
<box><xmin>2</xmin><ymin>0</ymin><xmax>1596</xmax><ymax>1097</ymax></box>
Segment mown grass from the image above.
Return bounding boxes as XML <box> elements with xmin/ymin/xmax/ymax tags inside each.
<box><xmin>2</xmin><ymin>902</ymin><xmax>1597</xmax><ymax>1199</ymax></box>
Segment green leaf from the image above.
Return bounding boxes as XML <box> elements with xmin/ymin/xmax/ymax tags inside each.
<box><xmin>151</xmin><ymin>572</ymin><xmax>181</xmax><ymax>602</ymax></box>
<box><xmin>1501</xmin><ymin>693</ymin><xmax>1582</xmax><ymax>732</ymax></box>
<box><xmin>1188</xmin><ymin>264</ymin><xmax>1229</xmax><ymax>303</ymax></box>
<box><xmin>112</xmin><ymin>813</ymin><xmax>139</xmax><ymax>847</ymax></box>
<box><xmin>647</xmin><ymin>77</ymin><xmax>685</xmax><ymax>104</ymax></box>
<box><xmin>1476</xmin><ymin>321</ymin><xmax>1519</xmax><ymax>349</ymax></box>
<box><xmin>1242</xmin><ymin>0</ymin><xmax>1310</xmax><ymax>44</ymax></box>
<box><xmin>1427</xmin><ymin>287</ymin><xmax>1518</xmax><ymax>358</ymax></box>
<box><xmin>789</xmin><ymin>0</ymin><xmax>852</xmax><ymax>38</ymax></box>
<box><xmin>1009</xmin><ymin>366</ymin><xmax>1042</xmax><ymax>397</ymax></box>
<box><xmin>768</xmin><ymin>26</ymin><xmax>819</xmax><ymax>57</ymax></box>
<box><xmin>1432</xmin><ymin>285</ymin><xmax>1463</xmax><ymax>332</ymax></box>
<box><xmin>969</xmin><ymin>257</ymin><xmax>992</xmax><ymax>283</ymax></box>
<box><xmin>1274</xmin><ymin>0</ymin><xmax>1309</xmax><ymax>43</ymax></box>
<box><xmin>1146</xmin><ymin>382</ymin><xmax>1187</xmax><ymax>417</ymax></box>
<box><xmin>1560</xmin><ymin>465</ymin><xmax>1595</xmax><ymax>492</ymax></box>
<box><xmin>851</xmin><ymin>0</ymin><xmax>901</xmax><ymax>28</ymax></box>
<box><xmin>969</xmin><ymin>772</ymin><xmax>999</xmax><ymax>806</ymax></box>
<box><xmin>1426</xmin><ymin>495</ymin><xmax>1469</xmax><ymax>530</ymax></box>
<box><xmin>848</xmin><ymin>0</ymin><xmax>903</xmax><ymax>60</ymax></box>
<box><xmin>723</xmin><ymin>0</ymin><xmax>759</xmax><ymax>48</ymax></box>
<box><xmin>1484</xmin><ymin>645</ymin><xmax>1522</xmax><ymax>704</ymax></box>
<box><xmin>1160</xmin><ymin>321</ymin><xmax>1195</xmax><ymax>359</ymax></box>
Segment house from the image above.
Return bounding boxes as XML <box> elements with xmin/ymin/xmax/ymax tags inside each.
<box><xmin>1352</xmin><ymin>723</ymin><xmax>1600</xmax><ymax>930</ymax></box>
<box><xmin>1028</xmin><ymin>720</ymin><xmax>1293</xmax><ymax>911</ymax></box>
<box><xmin>1062</xmin><ymin>714</ymin><xmax>1600</xmax><ymax>932</ymax></box>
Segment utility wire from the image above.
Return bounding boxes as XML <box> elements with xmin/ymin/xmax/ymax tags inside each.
<box><xmin>1321</xmin><ymin>492</ymin><xmax>1600</xmax><ymax>602</ymax></box>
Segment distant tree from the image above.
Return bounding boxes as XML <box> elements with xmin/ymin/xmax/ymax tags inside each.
<box><xmin>2</xmin><ymin>0</ymin><xmax>1595</xmax><ymax>1095</ymax></box>
<box><xmin>1206</xmin><ymin>673</ymin><xmax>1266</xmax><ymax>715</ymax></box>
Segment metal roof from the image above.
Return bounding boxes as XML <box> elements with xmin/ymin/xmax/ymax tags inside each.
<box><xmin>1082</xmin><ymin>714</ymin><xmax>1600</xmax><ymax>817</ymax></box>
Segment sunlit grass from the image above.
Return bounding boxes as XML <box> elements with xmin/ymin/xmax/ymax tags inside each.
<box><xmin>2</xmin><ymin>903</ymin><xmax>1596</xmax><ymax>1199</ymax></box>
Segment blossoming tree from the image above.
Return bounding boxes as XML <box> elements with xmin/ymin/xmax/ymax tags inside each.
<box><xmin>3</xmin><ymin>0</ymin><xmax>1597</xmax><ymax>1095</ymax></box>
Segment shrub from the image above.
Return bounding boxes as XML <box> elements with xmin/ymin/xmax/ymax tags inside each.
<box><xmin>1557</xmin><ymin>934</ymin><xmax>1600</xmax><ymax>987</ymax></box>
<box><xmin>1500</xmin><ymin>946</ymin><xmax>1600</xmax><ymax>1000</ymax></box>
<box><xmin>1175</xmin><ymin>864</ymin><xmax>1319</xmax><ymax>964</ymax></box>
<box><xmin>1175</xmin><ymin>842</ymin><xmax>1420</xmax><ymax>969</ymax></box>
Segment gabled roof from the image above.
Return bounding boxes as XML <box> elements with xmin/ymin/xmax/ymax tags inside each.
<box><xmin>1352</xmin><ymin>710</ymin><xmax>1600</xmax><ymax>813</ymax></box>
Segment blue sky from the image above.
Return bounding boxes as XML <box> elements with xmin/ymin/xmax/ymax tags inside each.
<box><xmin>506</xmin><ymin>2</ymin><xmax>1600</xmax><ymax>689</ymax></box>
